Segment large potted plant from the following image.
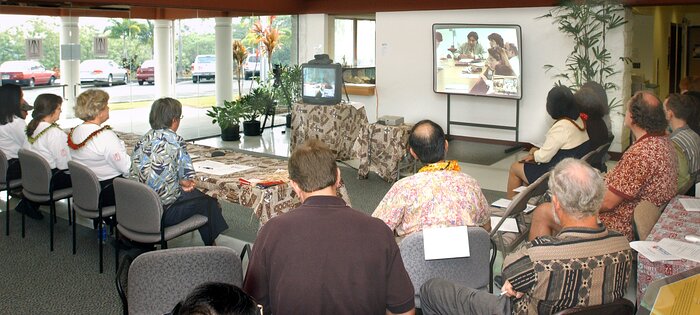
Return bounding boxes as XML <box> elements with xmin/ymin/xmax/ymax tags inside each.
<box><xmin>232</xmin><ymin>40</ymin><xmax>248</xmax><ymax>99</ymax></box>
<box><xmin>274</xmin><ymin>64</ymin><xmax>302</xmax><ymax>128</ymax></box>
<box><xmin>206</xmin><ymin>99</ymin><xmax>244</xmax><ymax>141</ymax></box>
<box><xmin>240</xmin><ymin>84</ymin><xmax>274</xmax><ymax>136</ymax></box>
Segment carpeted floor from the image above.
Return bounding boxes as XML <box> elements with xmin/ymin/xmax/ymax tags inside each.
<box><xmin>446</xmin><ymin>140</ymin><xmax>521</xmax><ymax>165</ymax></box>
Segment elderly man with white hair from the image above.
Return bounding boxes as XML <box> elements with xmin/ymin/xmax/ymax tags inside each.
<box><xmin>420</xmin><ymin>158</ymin><xmax>632</xmax><ymax>315</ymax></box>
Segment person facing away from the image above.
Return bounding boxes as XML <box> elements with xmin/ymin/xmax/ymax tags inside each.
<box><xmin>528</xmin><ymin>91</ymin><xmax>677</xmax><ymax>242</ymax></box>
<box><xmin>372</xmin><ymin>120</ymin><xmax>490</xmax><ymax>241</ymax></box>
<box><xmin>129</xmin><ymin>97</ymin><xmax>228</xmax><ymax>246</ymax></box>
<box><xmin>243</xmin><ymin>139</ymin><xmax>415</xmax><ymax>315</ymax></box>
<box><xmin>171</xmin><ymin>282</ymin><xmax>260</xmax><ymax>315</ymax></box>
<box><xmin>69</xmin><ymin>89</ymin><xmax>131</xmax><ymax>208</ymax></box>
<box><xmin>17</xmin><ymin>93</ymin><xmax>72</xmax><ymax>220</ymax></box>
<box><xmin>420</xmin><ymin>158</ymin><xmax>632</xmax><ymax>315</ymax></box>
<box><xmin>664</xmin><ymin>93</ymin><xmax>700</xmax><ymax>193</ymax></box>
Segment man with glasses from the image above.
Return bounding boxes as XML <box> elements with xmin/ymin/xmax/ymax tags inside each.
<box><xmin>420</xmin><ymin>158</ymin><xmax>632</xmax><ymax>315</ymax></box>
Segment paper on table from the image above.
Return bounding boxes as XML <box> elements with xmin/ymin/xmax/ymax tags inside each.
<box><xmin>490</xmin><ymin>216</ymin><xmax>519</xmax><ymax>233</ymax></box>
<box><xmin>491</xmin><ymin>198</ymin><xmax>536</xmax><ymax>213</ymax></box>
<box><xmin>679</xmin><ymin>198</ymin><xmax>700</xmax><ymax>212</ymax></box>
<box><xmin>630</xmin><ymin>241</ymin><xmax>681</xmax><ymax>262</ymax></box>
<box><xmin>189</xmin><ymin>154</ymin><xmax>200</xmax><ymax>159</ymax></box>
<box><xmin>423</xmin><ymin>226</ymin><xmax>470</xmax><ymax>260</ymax></box>
<box><xmin>194</xmin><ymin>160</ymin><xmax>253</xmax><ymax>176</ymax></box>
<box><xmin>658</xmin><ymin>238</ymin><xmax>700</xmax><ymax>263</ymax></box>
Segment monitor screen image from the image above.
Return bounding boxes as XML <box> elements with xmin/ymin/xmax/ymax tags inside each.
<box><xmin>301</xmin><ymin>63</ymin><xmax>342</xmax><ymax>105</ymax></box>
<box><xmin>433</xmin><ymin>24</ymin><xmax>522</xmax><ymax>100</ymax></box>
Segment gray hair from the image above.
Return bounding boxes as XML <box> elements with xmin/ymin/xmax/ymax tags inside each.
<box><xmin>75</xmin><ymin>89</ymin><xmax>109</xmax><ymax>121</ymax></box>
<box><xmin>149</xmin><ymin>97</ymin><xmax>182</xmax><ymax>130</ymax></box>
<box><xmin>548</xmin><ymin>158</ymin><xmax>605</xmax><ymax>219</ymax></box>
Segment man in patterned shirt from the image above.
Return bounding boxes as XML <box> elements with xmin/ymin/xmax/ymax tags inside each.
<box><xmin>130</xmin><ymin>97</ymin><xmax>228</xmax><ymax>245</ymax></box>
<box><xmin>529</xmin><ymin>91</ymin><xmax>677</xmax><ymax>241</ymax></box>
<box><xmin>420</xmin><ymin>158</ymin><xmax>632</xmax><ymax>315</ymax></box>
<box><xmin>372</xmin><ymin>120</ymin><xmax>490</xmax><ymax>241</ymax></box>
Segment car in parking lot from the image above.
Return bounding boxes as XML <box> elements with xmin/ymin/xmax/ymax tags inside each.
<box><xmin>136</xmin><ymin>59</ymin><xmax>154</xmax><ymax>85</ymax></box>
<box><xmin>79</xmin><ymin>59</ymin><xmax>128</xmax><ymax>87</ymax></box>
<box><xmin>191</xmin><ymin>54</ymin><xmax>216</xmax><ymax>83</ymax></box>
<box><xmin>243</xmin><ymin>54</ymin><xmax>260</xmax><ymax>80</ymax></box>
<box><xmin>0</xmin><ymin>60</ymin><xmax>57</xmax><ymax>87</ymax></box>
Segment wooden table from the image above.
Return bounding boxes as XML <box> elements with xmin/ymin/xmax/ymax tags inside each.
<box><xmin>636</xmin><ymin>196</ymin><xmax>700</xmax><ymax>299</ymax></box>
<box><xmin>435</xmin><ymin>58</ymin><xmax>484</xmax><ymax>94</ymax></box>
<box><xmin>353</xmin><ymin>123</ymin><xmax>414</xmax><ymax>182</ymax></box>
<box><xmin>290</xmin><ymin>102</ymin><xmax>368</xmax><ymax>161</ymax></box>
<box><xmin>118</xmin><ymin>132</ymin><xmax>351</xmax><ymax>225</ymax></box>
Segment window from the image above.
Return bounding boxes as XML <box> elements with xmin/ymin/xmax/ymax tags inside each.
<box><xmin>333</xmin><ymin>18</ymin><xmax>375</xmax><ymax>67</ymax></box>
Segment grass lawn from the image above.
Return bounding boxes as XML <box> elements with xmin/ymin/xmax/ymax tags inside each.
<box><xmin>110</xmin><ymin>95</ymin><xmax>218</xmax><ymax>110</ymax></box>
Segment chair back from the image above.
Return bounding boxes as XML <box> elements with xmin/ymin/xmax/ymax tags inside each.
<box><xmin>114</xmin><ymin>177</ymin><xmax>163</xmax><ymax>235</ymax></box>
<box><xmin>491</xmin><ymin>171</ymin><xmax>550</xmax><ymax>236</ymax></box>
<box><xmin>632</xmin><ymin>200</ymin><xmax>662</xmax><ymax>241</ymax></box>
<box><xmin>68</xmin><ymin>161</ymin><xmax>101</xmax><ymax>213</ymax></box>
<box><xmin>552</xmin><ymin>298</ymin><xmax>634</xmax><ymax>315</ymax></box>
<box><xmin>399</xmin><ymin>227</ymin><xmax>491</xmax><ymax>308</ymax></box>
<box><xmin>580</xmin><ymin>149</ymin><xmax>596</xmax><ymax>165</ymax></box>
<box><xmin>18</xmin><ymin>148</ymin><xmax>52</xmax><ymax>196</ymax></box>
<box><xmin>0</xmin><ymin>150</ymin><xmax>8</xmax><ymax>187</ymax></box>
<box><xmin>126</xmin><ymin>246</ymin><xmax>244</xmax><ymax>315</ymax></box>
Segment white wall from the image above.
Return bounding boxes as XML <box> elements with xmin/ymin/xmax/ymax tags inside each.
<box><xmin>300</xmin><ymin>7</ymin><xmax>627</xmax><ymax>151</ymax></box>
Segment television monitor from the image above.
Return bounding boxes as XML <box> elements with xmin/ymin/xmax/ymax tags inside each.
<box><xmin>301</xmin><ymin>63</ymin><xmax>343</xmax><ymax>105</ymax></box>
<box><xmin>433</xmin><ymin>24</ymin><xmax>522</xmax><ymax>100</ymax></box>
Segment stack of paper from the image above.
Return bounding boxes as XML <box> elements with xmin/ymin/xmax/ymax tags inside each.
<box><xmin>679</xmin><ymin>198</ymin><xmax>700</xmax><ymax>212</ymax></box>
<box><xmin>630</xmin><ymin>238</ymin><xmax>700</xmax><ymax>263</ymax></box>
<box><xmin>194</xmin><ymin>160</ymin><xmax>253</xmax><ymax>176</ymax></box>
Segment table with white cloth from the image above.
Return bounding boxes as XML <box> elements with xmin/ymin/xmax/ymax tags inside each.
<box><xmin>290</xmin><ymin>102</ymin><xmax>368</xmax><ymax>161</ymax></box>
<box><xmin>636</xmin><ymin>196</ymin><xmax>700</xmax><ymax>299</ymax></box>
<box><xmin>118</xmin><ymin>132</ymin><xmax>351</xmax><ymax>225</ymax></box>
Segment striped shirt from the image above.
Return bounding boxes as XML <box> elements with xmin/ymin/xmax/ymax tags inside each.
<box><xmin>670</xmin><ymin>126</ymin><xmax>700</xmax><ymax>181</ymax></box>
<box><xmin>502</xmin><ymin>225</ymin><xmax>632</xmax><ymax>315</ymax></box>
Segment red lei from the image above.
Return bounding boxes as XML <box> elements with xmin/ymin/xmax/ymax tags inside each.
<box><xmin>67</xmin><ymin>125</ymin><xmax>112</xmax><ymax>150</ymax></box>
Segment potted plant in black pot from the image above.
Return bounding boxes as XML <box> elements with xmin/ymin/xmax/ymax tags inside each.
<box><xmin>240</xmin><ymin>84</ymin><xmax>274</xmax><ymax>136</ymax></box>
<box><xmin>206</xmin><ymin>99</ymin><xmax>244</xmax><ymax>141</ymax></box>
<box><xmin>273</xmin><ymin>64</ymin><xmax>302</xmax><ymax>128</ymax></box>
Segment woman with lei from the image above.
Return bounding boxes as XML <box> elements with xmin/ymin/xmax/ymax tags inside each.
<box><xmin>506</xmin><ymin>85</ymin><xmax>590</xmax><ymax>199</ymax></box>
<box><xmin>69</xmin><ymin>89</ymin><xmax>130</xmax><ymax>208</ymax></box>
<box><xmin>18</xmin><ymin>94</ymin><xmax>72</xmax><ymax>219</ymax></box>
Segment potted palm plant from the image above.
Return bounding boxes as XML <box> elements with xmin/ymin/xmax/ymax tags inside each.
<box><xmin>206</xmin><ymin>99</ymin><xmax>244</xmax><ymax>141</ymax></box>
<box><xmin>274</xmin><ymin>64</ymin><xmax>302</xmax><ymax>128</ymax></box>
<box><xmin>240</xmin><ymin>84</ymin><xmax>274</xmax><ymax>136</ymax></box>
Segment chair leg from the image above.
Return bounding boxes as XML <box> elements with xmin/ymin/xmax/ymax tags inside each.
<box><xmin>67</xmin><ymin>198</ymin><xmax>72</xmax><ymax>226</ymax></box>
<box><xmin>50</xmin><ymin>202</ymin><xmax>55</xmax><ymax>251</ymax></box>
<box><xmin>114</xmin><ymin>229</ymin><xmax>120</xmax><ymax>274</ymax></box>
<box><xmin>98</xmin><ymin>220</ymin><xmax>104</xmax><ymax>274</ymax></box>
<box><xmin>5</xmin><ymin>191</ymin><xmax>9</xmax><ymax>236</ymax></box>
<box><xmin>72</xmin><ymin>207</ymin><xmax>76</xmax><ymax>255</ymax></box>
<box><xmin>21</xmin><ymin>206</ymin><xmax>25</xmax><ymax>238</ymax></box>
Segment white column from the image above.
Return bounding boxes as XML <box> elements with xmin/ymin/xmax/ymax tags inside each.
<box><xmin>215</xmin><ymin>17</ymin><xmax>233</xmax><ymax>106</ymax></box>
<box><xmin>154</xmin><ymin>20</ymin><xmax>174</xmax><ymax>98</ymax></box>
<box><xmin>60</xmin><ymin>16</ymin><xmax>79</xmax><ymax>118</ymax></box>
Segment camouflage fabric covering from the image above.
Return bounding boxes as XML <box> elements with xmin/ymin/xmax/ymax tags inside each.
<box><xmin>290</xmin><ymin>102</ymin><xmax>368</xmax><ymax>161</ymax></box>
<box><xmin>353</xmin><ymin>123</ymin><xmax>413</xmax><ymax>182</ymax></box>
<box><xmin>118</xmin><ymin>131</ymin><xmax>351</xmax><ymax>225</ymax></box>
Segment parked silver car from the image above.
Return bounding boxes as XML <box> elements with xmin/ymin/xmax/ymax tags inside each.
<box><xmin>79</xmin><ymin>59</ymin><xmax>128</xmax><ymax>87</ymax></box>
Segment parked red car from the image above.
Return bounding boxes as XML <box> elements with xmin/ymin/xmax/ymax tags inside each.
<box><xmin>136</xmin><ymin>59</ymin><xmax>154</xmax><ymax>85</ymax></box>
<box><xmin>0</xmin><ymin>60</ymin><xmax>57</xmax><ymax>87</ymax></box>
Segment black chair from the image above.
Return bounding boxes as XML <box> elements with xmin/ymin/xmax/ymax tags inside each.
<box><xmin>0</xmin><ymin>150</ymin><xmax>22</xmax><ymax>236</ymax></box>
<box><xmin>68</xmin><ymin>161</ymin><xmax>116</xmax><ymax>273</ymax></box>
<box><xmin>552</xmin><ymin>298</ymin><xmax>635</xmax><ymax>315</ymax></box>
<box><xmin>18</xmin><ymin>149</ymin><xmax>73</xmax><ymax>250</ymax></box>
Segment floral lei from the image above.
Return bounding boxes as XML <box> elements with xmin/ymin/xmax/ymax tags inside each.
<box><xmin>27</xmin><ymin>123</ymin><xmax>60</xmax><ymax>144</ymax></box>
<box><xmin>418</xmin><ymin>160</ymin><xmax>461</xmax><ymax>173</ymax></box>
<box><xmin>67</xmin><ymin>125</ymin><xmax>112</xmax><ymax>150</ymax></box>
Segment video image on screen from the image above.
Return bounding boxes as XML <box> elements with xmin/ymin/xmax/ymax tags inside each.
<box><xmin>303</xmin><ymin>68</ymin><xmax>337</xmax><ymax>98</ymax></box>
<box><xmin>433</xmin><ymin>24</ymin><xmax>522</xmax><ymax>100</ymax></box>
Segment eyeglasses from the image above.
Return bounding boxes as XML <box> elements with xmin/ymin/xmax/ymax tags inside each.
<box><xmin>256</xmin><ymin>304</ymin><xmax>264</xmax><ymax>315</ymax></box>
<box><xmin>179</xmin><ymin>115</ymin><xmax>184</xmax><ymax>120</ymax></box>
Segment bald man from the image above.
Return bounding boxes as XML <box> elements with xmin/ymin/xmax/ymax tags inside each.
<box><xmin>372</xmin><ymin>120</ymin><xmax>490</xmax><ymax>241</ymax></box>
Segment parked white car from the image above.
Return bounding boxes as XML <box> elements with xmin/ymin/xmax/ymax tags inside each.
<box><xmin>243</xmin><ymin>54</ymin><xmax>261</xmax><ymax>80</ymax></box>
<box><xmin>79</xmin><ymin>59</ymin><xmax>128</xmax><ymax>87</ymax></box>
<box><xmin>191</xmin><ymin>54</ymin><xmax>216</xmax><ymax>83</ymax></box>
